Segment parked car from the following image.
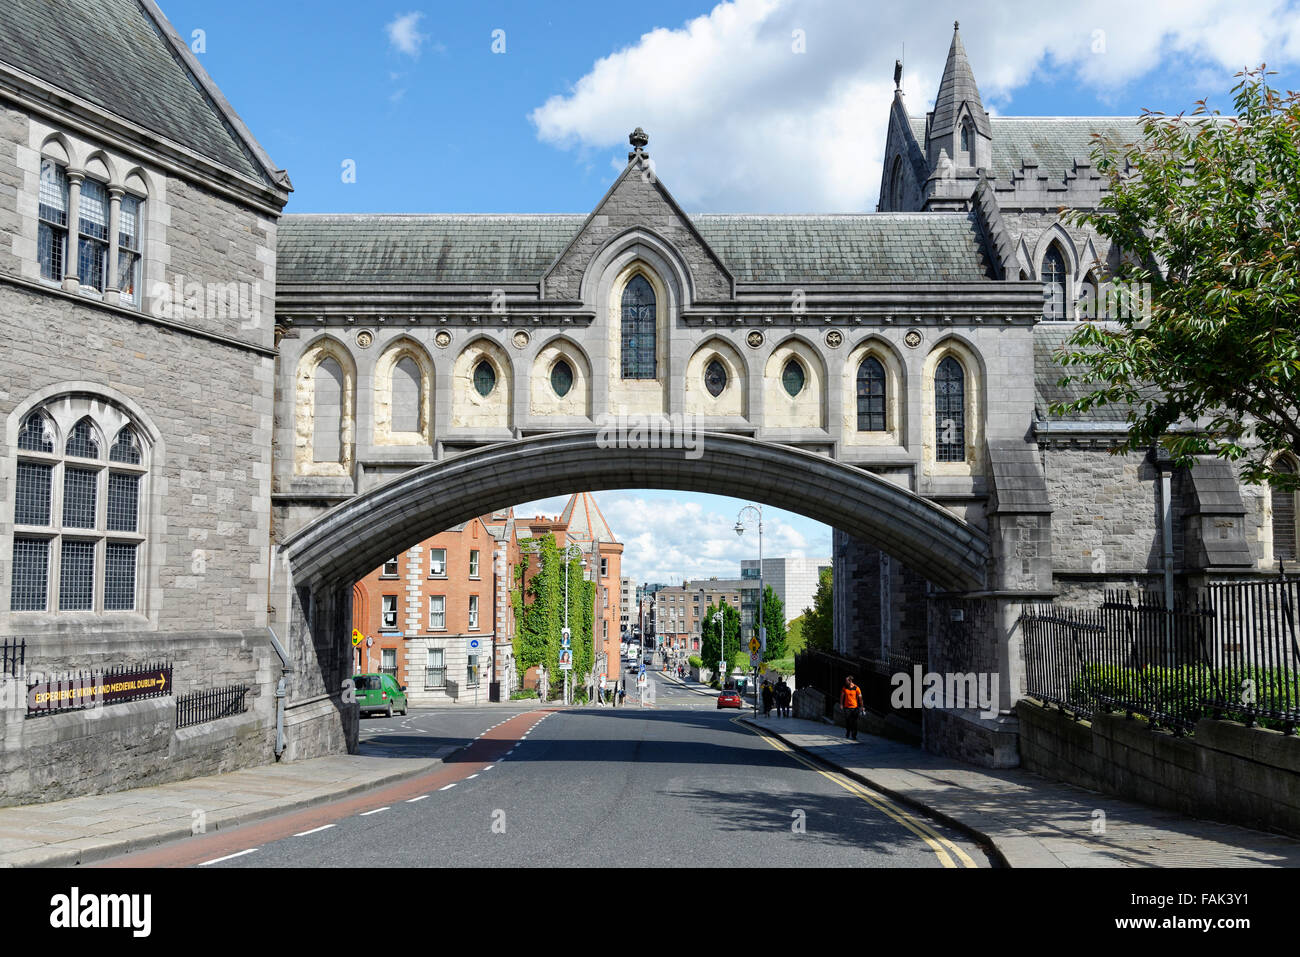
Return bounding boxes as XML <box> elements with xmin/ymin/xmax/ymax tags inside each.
<box><xmin>353</xmin><ymin>673</ymin><xmax>408</xmax><ymax>718</ymax></box>
<box><xmin>716</xmin><ymin>689</ymin><xmax>743</xmax><ymax>710</ymax></box>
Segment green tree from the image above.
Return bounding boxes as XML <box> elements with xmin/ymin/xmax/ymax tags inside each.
<box><xmin>786</xmin><ymin>613</ymin><xmax>806</xmax><ymax>655</ymax></box>
<box><xmin>1053</xmin><ymin>68</ymin><xmax>1300</xmax><ymax>493</ymax></box>
<box><xmin>801</xmin><ymin>567</ymin><xmax>833</xmax><ymax>652</ymax></box>
<box><xmin>514</xmin><ymin>536</ymin><xmax>596</xmax><ymax>696</ymax></box>
<box><xmin>760</xmin><ymin>584</ymin><xmax>787</xmax><ymax>660</ymax></box>
<box><xmin>701</xmin><ymin>599</ymin><xmax>740</xmax><ymax>675</ymax></box>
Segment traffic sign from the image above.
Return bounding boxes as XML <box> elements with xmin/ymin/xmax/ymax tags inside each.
<box><xmin>351</xmin><ymin>629</ymin><xmax>364</xmax><ymax>648</ymax></box>
<box><xmin>470</xmin><ymin>639</ymin><xmax>479</xmax><ymax>649</ymax></box>
<box><xmin>749</xmin><ymin>650</ymin><xmax>761</xmax><ymax>667</ymax></box>
<box><xmin>748</xmin><ymin>637</ymin><xmax>760</xmax><ymax>653</ymax></box>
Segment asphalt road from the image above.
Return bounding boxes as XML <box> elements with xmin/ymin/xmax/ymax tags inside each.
<box><xmin>117</xmin><ymin>664</ymin><xmax>991</xmax><ymax>868</ymax></box>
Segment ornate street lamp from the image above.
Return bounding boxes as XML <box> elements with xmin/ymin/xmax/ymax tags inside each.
<box><xmin>735</xmin><ymin>504</ymin><xmax>763</xmax><ymax>718</ymax></box>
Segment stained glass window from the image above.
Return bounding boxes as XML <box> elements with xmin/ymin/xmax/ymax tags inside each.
<box><xmin>857</xmin><ymin>357</ymin><xmax>886</xmax><ymax>431</ymax></box>
<box><xmin>621</xmin><ymin>275</ymin><xmax>656</xmax><ymax>379</ymax></box>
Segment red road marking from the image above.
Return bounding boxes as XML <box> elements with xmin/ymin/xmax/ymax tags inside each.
<box><xmin>95</xmin><ymin>708</ymin><xmax>559</xmax><ymax>868</ymax></box>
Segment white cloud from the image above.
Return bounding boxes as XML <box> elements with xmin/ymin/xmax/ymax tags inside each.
<box><xmin>529</xmin><ymin>0</ymin><xmax>1300</xmax><ymax>212</ymax></box>
<box><xmin>386</xmin><ymin>12</ymin><xmax>428</xmax><ymax>58</ymax></box>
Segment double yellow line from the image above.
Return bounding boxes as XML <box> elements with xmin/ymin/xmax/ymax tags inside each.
<box><xmin>733</xmin><ymin>717</ymin><xmax>979</xmax><ymax>868</ymax></box>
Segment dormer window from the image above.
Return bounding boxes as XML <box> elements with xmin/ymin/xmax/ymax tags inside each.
<box><xmin>960</xmin><ymin>118</ymin><xmax>974</xmax><ymax>166</ymax></box>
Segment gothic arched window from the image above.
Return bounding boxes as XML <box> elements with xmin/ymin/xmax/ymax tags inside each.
<box><xmin>11</xmin><ymin>403</ymin><xmax>149</xmax><ymax>613</ymax></box>
<box><xmin>889</xmin><ymin>156</ymin><xmax>903</xmax><ymax>210</ymax></box>
<box><xmin>1274</xmin><ymin>457</ymin><xmax>1298</xmax><ymax>563</ymax></box>
<box><xmin>781</xmin><ymin>358</ymin><xmax>806</xmax><ymax>397</ymax></box>
<box><xmin>1042</xmin><ymin>244</ymin><xmax>1068</xmax><ymax>320</ymax></box>
<box><xmin>857</xmin><ymin>357</ymin><xmax>886</xmax><ymax>431</ymax></box>
<box><xmin>621</xmin><ymin>274</ymin><xmax>656</xmax><ymax>379</ymax></box>
<box><xmin>935</xmin><ymin>356</ymin><xmax>965</xmax><ymax>462</ymax></box>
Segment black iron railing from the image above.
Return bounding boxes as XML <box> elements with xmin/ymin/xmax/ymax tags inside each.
<box><xmin>1</xmin><ymin>637</ymin><xmax>24</xmax><ymax>678</ymax></box>
<box><xmin>1022</xmin><ymin>577</ymin><xmax>1300</xmax><ymax>734</ymax></box>
<box><xmin>795</xmin><ymin>648</ymin><xmax>928</xmax><ymax>725</ymax></box>
<box><xmin>176</xmin><ymin>685</ymin><xmax>249</xmax><ymax>729</ymax></box>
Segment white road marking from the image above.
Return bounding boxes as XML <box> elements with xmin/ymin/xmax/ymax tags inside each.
<box><xmin>467</xmin><ymin>773</ymin><xmax>479</xmax><ymax>779</ymax></box>
<box><xmin>199</xmin><ymin>848</ymin><xmax>258</xmax><ymax>866</ymax></box>
<box><xmin>483</xmin><ymin>765</ymin><xmax>495</xmax><ymax>771</ymax></box>
<box><xmin>360</xmin><ymin>807</ymin><xmax>390</xmax><ymax>816</ymax></box>
<box><xmin>406</xmin><ymin>795</ymin><xmax>429</xmax><ymax>803</ymax></box>
<box><xmin>439</xmin><ymin>783</ymin><xmax>457</xmax><ymax>791</ymax></box>
<box><xmin>293</xmin><ymin>824</ymin><xmax>336</xmax><ymax>837</ymax></box>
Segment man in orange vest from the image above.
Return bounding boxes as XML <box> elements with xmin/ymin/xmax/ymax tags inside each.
<box><xmin>840</xmin><ymin>676</ymin><xmax>862</xmax><ymax>741</ymax></box>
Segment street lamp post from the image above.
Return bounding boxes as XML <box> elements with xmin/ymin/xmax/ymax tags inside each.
<box><xmin>561</xmin><ymin>542</ymin><xmax>582</xmax><ymax>706</ymax></box>
<box><xmin>735</xmin><ymin>504</ymin><xmax>763</xmax><ymax>718</ymax></box>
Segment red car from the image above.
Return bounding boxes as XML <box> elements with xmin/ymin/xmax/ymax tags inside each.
<box><xmin>717</xmin><ymin>689</ymin><xmax>743</xmax><ymax>709</ymax></box>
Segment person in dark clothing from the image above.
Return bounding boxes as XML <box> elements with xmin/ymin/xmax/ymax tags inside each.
<box><xmin>840</xmin><ymin>676</ymin><xmax>862</xmax><ymax>740</ymax></box>
<box><xmin>761</xmin><ymin>681</ymin><xmax>774</xmax><ymax>717</ymax></box>
<box><xmin>776</xmin><ymin>679</ymin><xmax>791</xmax><ymax>717</ymax></box>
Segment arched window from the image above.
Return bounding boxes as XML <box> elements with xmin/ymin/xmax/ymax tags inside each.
<box><xmin>781</xmin><ymin>358</ymin><xmax>805</xmax><ymax>397</ymax></box>
<box><xmin>889</xmin><ymin>156</ymin><xmax>903</xmax><ymax>210</ymax></box>
<box><xmin>1042</xmin><ymin>245</ymin><xmax>1068</xmax><ymax>320</ymax></box>
<box><xmin>857</xmin><ymin>357</ymin><xmax>886</xmax><ymax>431</ymax></box>
<box><xmin>11</xmin><ymin>403</ymin><xmax>149</xmax><ymax>613</ymax></box>
<box><xmin>550</xmin><ymin>359</ymin><xmax>574</xmax><ymax>398</ymax></box>
<box><xmin>960</xmin><ymin>119</ymin><xmax>974</xmax><ymax>165</ymax></box>
<box><xmin>621</xmin><ymin>274</ymin><xmax>656</xmax><ymax>379</ymax></box>
<box><xmin>704</xmin><ymin>359</ymin><xmax>727</xmax><ymax>398</ymax></box>
<box><xmin>935</xmin><ymin>356</ymin><xmax>965</xmax><ymax>462</ymax></box>
<box><xmin>1274</xmin><ymin>457</ymin><xmax>1298</xmax><ymax>563</ymax></box>
<box><xmin>473</xmin><ymin>359</ymin><xmax>497</xmax><ymax>397</ymax></box>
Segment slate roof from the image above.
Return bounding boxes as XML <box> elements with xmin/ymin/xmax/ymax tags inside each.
<box><xmin>909</xmin><ymin>116</ymin><xmax>1143</xmax><ymax>183</ymax></box>
<box><xmin>277</xmin><ymin>212</ymin><xmax>994</xmax><ymax>285</ymax></box>
<box><xmin>0</xmin><ymin>0</ymin><xmax>271</xmax><ymax>185</ymax></box>
<box><xmin>559</xmin><ymin>492</ymin><xmax>619</xmax><ymax>545</ymax></box>
<box><xmin>986</xmin><ymin>441</ymin><xmax>1050</xmax><ymax>512</ymax></box>
<box><xmin>1034</xmin><ymin>325</ymin><xmax>1132</xmax><ymax>423</ymax></box>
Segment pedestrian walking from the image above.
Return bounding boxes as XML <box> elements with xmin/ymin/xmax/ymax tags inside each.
<box><xmin>598</xmin><ymin>672</ymin><xmax>607</xmax><ymax>706</ymax></box>
<box><xmin>618</xmin><ymin>678</ymin><xmax>627</xmax><ymax>707</ymax></box>
<box><xmin>761</xmin><ymin>681</ymin><xmax>773</xmax><ymax>717</ymax></box>
<box><xmin>776</xmin><ymin>679</ymin><xmax>791</xmax><ymax>718</ymax></box>
<box><xmin>840</xmin><ymin>675</ymin><xmax>862</xmax><ymax>740</ymax></box>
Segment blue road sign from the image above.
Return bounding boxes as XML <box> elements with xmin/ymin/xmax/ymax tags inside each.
<box><xmin>470</xmin><ymin>639</ymin><xmax>479</xmax><ymax>649</ymax></box>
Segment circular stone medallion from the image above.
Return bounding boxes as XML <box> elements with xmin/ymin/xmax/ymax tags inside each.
<box><xmin>824</xmin><ymin>330</ymin><xmax>843</xmax><ymax>348</ymax></box>
<box><xmin>746</xmin><ymin>330</ymin><xmax>764</xmax><ymax>349</ymax></box>
<box><xmin>512</xmin><ymin>330</ymin><xmax>530</xmax><ymax>350</ymax></box>
<box><xmin>434</xmin><ymin>330</ymin><xmax>452</xmax><ymax>349</ymax></box>
<box><xmin>355</xmin><ymin>330</ymin><xmax>374</xmax><ymax>349</ymax></box>
<box><xmin>904</xmin><ymin>329</ymin><xmax>923</xmax><ymax>349</ymax></box>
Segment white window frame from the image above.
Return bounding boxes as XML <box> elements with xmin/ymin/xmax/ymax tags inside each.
<box><xmin>381</xmin><ymin>595</ymin><xmax>398</xmax><ymax>630</ymax></box>
<box><xmin>429</xmin><ymin>594</ymin><xmax>446</xmax><ymax>631</ymax></box>
<box><xmin>381</xmin><ymin>556</ymin><xmax>399</xmax><ymax>578</ymax></box>
<box><xmin>429</xmin><ymin>548</ymin><xmax>447</xmax><ymax>578</ymax></box>
<box><xmin>468</xmin><ymin>595</ymin><xmax>479</xmax><ymax>631</ymax></box>
<box><xmin>469</xmin><ymin>549</ymin><xmax>479</xmax><ymax>578</ymax></box>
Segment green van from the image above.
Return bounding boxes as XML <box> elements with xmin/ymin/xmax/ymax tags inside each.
<box><xmin>353</xmin><ymin>673</ymin><xmax>408</xmax><ymax>718</ymax></box>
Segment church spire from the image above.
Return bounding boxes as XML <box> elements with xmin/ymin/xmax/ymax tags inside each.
<box><xmin>929</xmin><ymin>20</ymin><xmax>989</xmax><ymax>141</ymax></box>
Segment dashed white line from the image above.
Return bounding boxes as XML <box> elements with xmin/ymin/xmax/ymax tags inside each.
<box><xmin>467</xmin><ymin>773</ymin><xmax>479</xmax><ymax>779</ymax></box>
<box><xmin>483</xmin><ymin>764</ymin><xmax>495</xmax><ymax>771</ymax></box>
<box><xmin>199</xmin><ymin>848</ymin><xmax>258</xmax><ymax>866</ymax></box>
<box><xmin>406</xmin><ymin>795</ymin><xmax>429</xmax><ymax>803</ymax></box>
<box><xmin>292</xmin><ymin>824</ymin><xmax>335</xmax><ymax>837</ymax></box>
<box><xmin>360</xmin><ymin>807</ymin><xmax>390</xmax><ymax>816</ymax></box>
<box><xmin>439</xmin><ymin>783</ymin><xmax>457</xmax><ymax>791</ymax></box>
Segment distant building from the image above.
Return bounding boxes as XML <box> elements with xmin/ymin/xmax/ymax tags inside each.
<box><xmin>739</xmin><ymin>558</ymin><xmax>832</xmax><ymax>640</ymax></box>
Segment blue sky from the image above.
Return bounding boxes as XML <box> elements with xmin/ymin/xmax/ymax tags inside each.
<box><xmin>160</xmin><ymin>0</ymin><xmax>1300</xmax><ymax>583</ymax></box>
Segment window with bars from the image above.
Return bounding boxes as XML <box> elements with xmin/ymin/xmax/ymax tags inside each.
<box><xmin>1042</xmin><ymin>245</ymin><xmax>1068</xmax><ymax>321</ymax></box>
<box><xmin>381</xmin><ymin>648</ymin><xmax>397</xmax><ymax>677</ymax></box>
<box><xmin>78</xmin><ymin>179</ymin><xmax>110</xmax><ymax>292</ymax></box>
<box><xmin>935</xmin><ymin>356</ymin><xmax>966</xmax><ymax>463</ymax></box>
<box><xmin>118</xmin><ymin>195</ymin><xmax>142</xmax><ymax>305</ymax></box>
<box><xmin>857</xmin><ymin>357</ymin><xmax>887</xmax><ymax>431</ymax></box>
<box><xmin>621</xmin><ymin>274</ymin><xmax>656</xmax><ymax>379</ymax></box>
<box><xmin>9</xmin><ymin>408</ymin><xmax>148</xmax><ymax>615</ymax></box>
<box><xmin>425</xmin><ymin>647</ymin><xmax>446</xmax><ymax>689</ymax></box>
<box><xmin>38</xmin><ymin>160</ymin><xmax>68</xmax><ymax>282</ymax></box>
<box><xmin>466</xmin><ymin>654</ymin><xmax>480</xmax><ymax>688</ymax></box>
<box><xmin>36</xmin><ymin>158</ymin><xmax>146</xmax><ymax>305</ymax></box>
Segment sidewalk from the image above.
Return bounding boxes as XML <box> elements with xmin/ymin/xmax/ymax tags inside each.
<box><xmin>0</xmin><ymin>751</ymin><xmax>449</xmax><ymax>868</ymax></box>
<box><xmin>740</xmin><ymin>713</ymin><xmax>1300</xmax><ymax>867</ymax></box>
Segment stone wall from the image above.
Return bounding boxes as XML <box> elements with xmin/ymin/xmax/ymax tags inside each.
<box><xmin>1017</xmin><ymin>699</ymin><xmax>1300</xmax><ymax>836</ymax></box>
